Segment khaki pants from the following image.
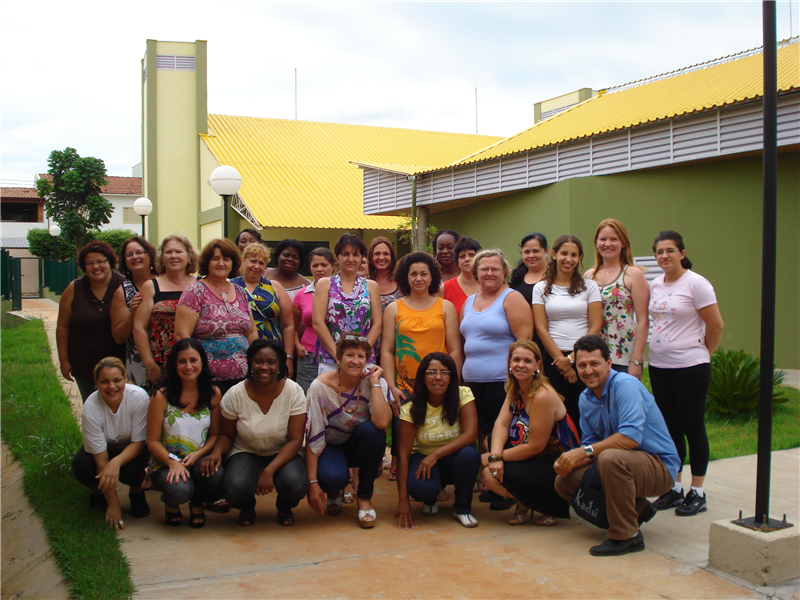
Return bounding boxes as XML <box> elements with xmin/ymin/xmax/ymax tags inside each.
<box><xmin>555</xmin><ymin>448</ymin><xmax>673</xmax><ymax>540</ymax></box>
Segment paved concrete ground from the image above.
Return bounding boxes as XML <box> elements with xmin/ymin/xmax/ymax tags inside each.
<box><xmin>6</xmin><ymin>298</ymin><xmax>800</xmax><ymax>599</ymax></box>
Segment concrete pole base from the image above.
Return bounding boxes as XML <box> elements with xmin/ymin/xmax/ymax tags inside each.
<box><xmin>708</xmin><ymin>518</ymin><xmax>799</xmax><ymax>586</ymax></box>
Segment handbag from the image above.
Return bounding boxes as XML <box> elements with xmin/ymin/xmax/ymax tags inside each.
<box><xmin>569</xmin><ymin>461</ymin><xmax>609</xmax><ymax>529</ymax></box>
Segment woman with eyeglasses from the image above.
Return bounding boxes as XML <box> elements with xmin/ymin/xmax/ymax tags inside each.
<box><xmin>305</xmin><ymin>334</ymin><xmax>392</xmax><ymax>528</ymax></box>
<box><xmin>111</xmin><ymin>236</ymin><xmax>158</xmax><ymax>386</ymax></box>
<box><xmin>395</xmin><ymin>352</ymin><xmax>480</xmax><ymax>529</ymax></box>
<box><xmin>460</xmin><ymin>249</ymin><xmax>533</xmax><ymax>511</ymax></box>
<box><xmin>648</xmin><ymin>230</ymin><xmax>723</xmax><ymax>517</ymax></box>
<box><xmin>57</xmin><ymin>240</ymin><xmax>126</xmax><ymax>401</ymax></box>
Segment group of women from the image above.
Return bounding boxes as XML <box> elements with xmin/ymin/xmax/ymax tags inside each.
<box><xmin>65</xmin><ymin>218</ymin><xmax>722</xmax><ymax>532</ymax></box>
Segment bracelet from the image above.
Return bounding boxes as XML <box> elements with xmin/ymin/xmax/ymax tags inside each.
<box><xmin>307</xmin><ymin>479</ymin><xmax>319</xmax><ymax>486</ymax></box>
<box><xmin>287</xmin><ymin>355</ymin><xmax>294</xmax><ymax>360</ymax></box>
<box><xmin>371</xmin><ymin>384</ymin><xmax>382</xmax><ymax>389</ymax></box>
<box><xmin>629</xmin><ymin>360</ymin><xmax>642</xmax><ymax>367</ymax></box>
<box><xmin>488</xmin><ymin>454</ymin><xmax>504</xmax><ymax>462</ymax></box>
<box><xmin>146</xmin><ymin>365</ymin><xmax>158</xmax><ymax>374</ymax></box>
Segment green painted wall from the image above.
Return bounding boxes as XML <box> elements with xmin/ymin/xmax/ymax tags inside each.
<box><xmin>429</xmin><ymin>152</ymin><xmax>800</xmax><ymax>368</ymax></box>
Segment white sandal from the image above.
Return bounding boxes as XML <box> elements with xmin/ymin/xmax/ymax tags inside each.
<box><xmin>358</xmin><ymin>509</ymin><xmax>377</xmax><ymax>528</ymax></box>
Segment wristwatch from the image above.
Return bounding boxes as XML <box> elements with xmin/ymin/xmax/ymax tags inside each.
<box><xmin>567</xmin><ymin>353</ymin><xmax>574</xmax><ymax>365</ymax></box>
<box><xmin>584</xmin><ymin>445</ymin><xmax>594</xmax><ymax>459</ymax></box>
<box><xmin>629</xmin><ymin>360</ymin><xmax>642</xmax><ymax>367</ymax></box>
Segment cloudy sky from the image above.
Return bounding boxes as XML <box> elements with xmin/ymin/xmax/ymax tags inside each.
<box><xmin>1</xmin><ymin>1</ymin><xmax>797</xmax><ymax>182</ymax></box>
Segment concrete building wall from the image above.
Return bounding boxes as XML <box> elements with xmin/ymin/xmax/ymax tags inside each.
<box><xmin>428</xmin><ymin>151</ymin><xmax>800</xmax><ymax>369</ymax></box>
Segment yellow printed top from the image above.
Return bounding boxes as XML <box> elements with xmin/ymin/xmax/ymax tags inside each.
<box><xmin>400</xmin><ymin>386</ymin><xmax>475</xmax><ymax>455</ymax></box>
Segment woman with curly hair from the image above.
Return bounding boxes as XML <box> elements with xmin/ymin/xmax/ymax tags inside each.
<box><xmin>265</xmin><ymin>238</ymin><xmax>310</xmax><ymax>300</ymax></box>
<box><xmin>395</xmin><ymin>352</ymin><xmax>480</xmax><ymax>529</ymax></box>
<box><xmin>57</xmin><ymin>240</ymin><xmax>126</xmax><ymax>401</ymax></box>
<box><xmin>134</xmin><ymin>234</ymin><xmax>199</xmax><ymax>389</ymax></box>
<box><xmin>432</xmin><ymin>229</ymin><xmax>460</xmax><ymax>282</ymax></box>
<box><xmin>532</xmin><ymin>235</ymin><xmax>602</xmax><ymax>425</ymax></box>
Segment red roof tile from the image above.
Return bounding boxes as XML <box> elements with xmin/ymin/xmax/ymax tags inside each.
<box><xmin>36</xmin><ymin>175</ymin><xmax>142</xmax><ymax>196</ymax></box>
<box><xmin>1</xmin><ymin>187</ymin><xmax>41</xmax><ymax>200</ymax></box>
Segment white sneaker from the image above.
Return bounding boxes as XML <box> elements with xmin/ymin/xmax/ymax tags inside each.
<box><xmin>422</xmin><ymin>502</ymin><xmax>438</xmax><ymax>516</ymax></box>
<box><xmin>453</xmin><ymin>512</ymin><xmax>478</xmax><ymax>528</ymax></box>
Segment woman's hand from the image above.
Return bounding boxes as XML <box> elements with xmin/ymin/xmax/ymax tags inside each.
<box><xmin>389</xmin><ymin>386</ymin><xmax>404</xmax><ymax>415</ymax></box>
<box><xmin>395</xmin><ymin>498</ymin><xmax>415</xmax><ymax>530</ymax></box>
<box><xmin>129</xmin><ymin>292</ymin><xmax>143</xmax><ymax>312</ymax></box>
<box><xmin>628</xmin><ymin>362</ymin><xmax>643</xmax><ymax>381</ymax></box>
<box><xmin>389</xmin><ymin>398</ymin><xmax>401</xmax><ymax>418</ymax></box>
<box><xmin>256</xmin><ymin>468</ymin><xmax>274</xmax><ymax>495</ymax></box>
<box><xmin>307</xmin><ymin>481</ymin><xmax>326</xmax><ymax>515</ymax></box>
<box><xmin>105</xmin><ymin>504</ymin><xmax>125</xmax><ymax>532</ymax></box>
<box><xmin>200</xmin><ymin>453</ymin><xmax>222</xmax><ymax>477</ymax></box>
<box><xmin>181</xmin><ymin>451</ymin><xmax>203</xmax><ymax>468</ymax></box>
<box><xmin>415</xmin><ymin>453</ymin><xmax>439</xmax><ymax>480</ymax></box>
<box><xmin>147</xmin><ymin>365</ymin><xmax>162</xmax><ymax>386</ymax></box>
<box><xmin>166</xmin><ymin>460</ymin><xmax>190</xmax><ymax>485</ymax></box>
<box><xmin>563</xmin><ymin>368</ymin><xmax>577</xmax><ymax>384</ymax></box>
<box><xmin>295</xmin><ymin>344</ymin><xmax>307</xmax><ymax>358</ymax></box>
<box><xmin>553</xmin><ymin>355</ymin><xmax>571</xmax><ymax>375</ymax></box>
<box><xmin>96</xmin><ymin>462</ymin><xmax>120</xmax><ymax>492</ymax></box>
<box><xmin>367</xmin><ymin>365</ymin><xmax>384</xmax><ymax>386</ymax></box>
<box><xmin>487</xmin><ymin>460</ymin><xmax>505</xmax><ymax>484</ymax></box>
<box><xmin>60</xmin><ymin>360</ymin><xmax>73</xmax><ymax>382</ymax></box>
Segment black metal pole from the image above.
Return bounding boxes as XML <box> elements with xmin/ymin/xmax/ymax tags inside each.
<box><xmin>223</xmin><ymin>195</ymin><xmax>229</xmax><ymax>239</ymax></box>
<box><xmin>141</xmin><ymin>215</ymin><xmax>146</xmax><ymax>239</ymax></box>
<box><xmin>755</xmin><ymin>0</ymin><xmax>777</xmax><ymax>524</ymax></box>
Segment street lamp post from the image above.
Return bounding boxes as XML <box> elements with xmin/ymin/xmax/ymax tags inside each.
<box><xmin>133</xmin><ymin>197</ymin><xmax>153</xmax><ymax>240</ymax></box>
<box><xmin>208</xmin><ymin>166</ymin><xmax>242</xmax><ymax>239</ymax></box>
<box><xmin>48</xmin><ymin>223</ymin><xmax>61</xmax><ymax>261</ymax></box>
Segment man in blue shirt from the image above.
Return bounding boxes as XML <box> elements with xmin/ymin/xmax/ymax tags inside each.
<box><xmin>554</xmin><ymin>335</ymin><xmax>679</xmax><ymax>556</ymax></box>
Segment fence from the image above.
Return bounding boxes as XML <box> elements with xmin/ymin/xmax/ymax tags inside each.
<box><xmin>1</xmin><ymin>251</ymin><xmax>76</xmax><ymax>311</ymax></box>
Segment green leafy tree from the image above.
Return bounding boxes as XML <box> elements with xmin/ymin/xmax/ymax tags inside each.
<box><xmin>26</xmin><ymin>228</ymin><xmax>76</xmax><ymax>261</ymax></box>
<box><xmin>394</xmin><ymin>212</ymin><xmax>438</xmax><ymax>253</ymax></box>
<box><xmin>35</xmin><ymin>147</ymin><xmax>112</xmax><ymax>257</ymax></box>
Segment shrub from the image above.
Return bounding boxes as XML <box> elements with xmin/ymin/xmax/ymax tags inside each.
<box><xmin>88</xmin><ymin>228</ymin><xmax>138</xmax><ymax>257</ymax></box>
<box><xmin>707</xmin><ymin>348</ymin><xmax>787</xmax><ymax>420</ymax></box>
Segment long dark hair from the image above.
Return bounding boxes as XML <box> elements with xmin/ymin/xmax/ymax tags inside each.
<box><xmin>246</xmin><ymin>339</ymin><xmax>288</xmax><ymax>381</ymax></box>
<box><xmin>118</xmin><ymin>236</ymin><xmax>157</xmax><ymax>279</ymax></box>
<box><xmin>408</xmin><ymin>353</ymin><xmax>460</xmax><ymax>428</ymax></box>
<box><xmin>542</xmin><ymin>234</ymin><xmax>586</xmax><ymax>296</ymax></box>
<box><xmin>509</xmin><ymin>232</ymin><xmax>548</xmax><ymax>288</ymax></box>
<box><xmin>652</xmin><ymin>230</ymin><xmax>692</xmax><ymax>269</ymax></box>
<box><xmin>160</xmin><ymin>338</ymin><xmax>215</xmax><ymax>410</ymax></box>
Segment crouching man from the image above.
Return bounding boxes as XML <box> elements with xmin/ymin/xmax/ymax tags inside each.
<box><xmin>553</xmin><ymin>335</ymin><xmax>679</xmax><ymax>556</ymax></box>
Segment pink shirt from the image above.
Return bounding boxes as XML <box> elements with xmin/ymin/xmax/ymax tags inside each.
<box><xmin>293</xmin><ymin>282</ymin><xmax>317</xmax><ymax>354</ymax></box>
<box><xmin>648</xmin><ymin>270</ymin><xmax>717</xmax><ymax>369</ymax></box>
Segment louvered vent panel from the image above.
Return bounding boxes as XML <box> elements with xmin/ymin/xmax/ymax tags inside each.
<box><xmin>528</xmin><ymin>148</ymin><xmax>558</xmax><ymax>186</ymax></box>
<box><xmin>156</xmin><ymin>55</ymin><xmax>196</xmax><ymax>71</ymax></box>
<box><xmin>630</xmin><ymin>122</ymin><xmax>672</xmax><ymax>169</ymax></box>
<box><xmin>416</xmin><ymin>177</ymin><xmax>432</xmax><ymax>206</ymax></box>
<box><xmin>475</xmin><ymin>161</ymin><xmax>500</xmax><ymax>195</ymax></box>
<box><xmin>396</xmin><ymin>177</ymin><xmax>413</xmax><ymax>209</ymax></box>
<box><xmin>592</xmin><ymin>132</ymin><xmax>629</xmax><ymax>175</ymax></box>
<box><xmin>673</xmin><ymin>113</ymin><xmax>718</xmax><ymax>159</ymax></box>
<box><xmin>453</xmin><ymin>167</ymin><xmax>475</xmax><ymax>199</ymax></box>
<box><xmin>557</xmin><ymin>140</ymin><xmax>591</xmax><ymax>180</ymax></box>
<box><xmin>776</xmin><ymin>94</ymin><xmax>800</xmax><ymax>145</ymax></box>
<box><xmin>720</xmin><ymin>103</ymin><xmax>762</xmax><ymax>152</ymax></box>
<box><xmin>500</xmin><ymin>154</ymin><xmax>528</xmax><ymax>191</ymax></box>
<box><xmin>363</xmin><ymin>171</ymin><xmax>381</xmax><ymax>214</ymax></box>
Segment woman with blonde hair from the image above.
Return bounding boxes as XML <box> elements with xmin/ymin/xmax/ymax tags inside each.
<box><xmin>481</xmin><ymin>340</ymin><xmax>579</xmax><ymax>526</ymax></box>
<box><xmin>585</xmin><ymin>219</ymin><xmax>649</xmax><ymax>380</ymax></box>
<box><xmin>134</xmin><ymin>233</ymin><xmax>199</xmax><ymax>389</ymax></box>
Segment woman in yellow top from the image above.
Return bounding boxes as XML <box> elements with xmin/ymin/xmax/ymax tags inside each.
<box><xmin>395</xmin><ymin>352</ymin><xmax>480</xmax><ymax>529</ymax></box>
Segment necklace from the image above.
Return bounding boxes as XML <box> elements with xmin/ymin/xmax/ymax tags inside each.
<box><xmin>336</xmin><ymin>368</ymin><xmax>364</xmax><ymax>414</ymax></box>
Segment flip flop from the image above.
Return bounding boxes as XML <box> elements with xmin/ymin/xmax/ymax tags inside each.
<box><xmin>388</xmin><ymin>468</ymin><xmax>397</xmax><ymax>482</ymax></box>
<box><xmin>277</xmin><ymin>510</ymin><xmax>295</xmax><ymax>527</ymax></box>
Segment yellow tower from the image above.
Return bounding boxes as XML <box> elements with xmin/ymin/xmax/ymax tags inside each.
<box><xmin>141</xmin><ymin>39</ymin><xmax>208</xmax><ymax>245</ymax></box>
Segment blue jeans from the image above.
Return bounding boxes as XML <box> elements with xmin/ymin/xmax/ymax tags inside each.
<box><xmin>317</xmin><ymin>420</ymin><xmax>386</xmax><ymax>499</ymax></box>
<box><xmin>406</xmin><ymin>445</ymin><xmax>480</xmax><ymax>515</ymax></box>
<box><xmin>150</xmin><ymin>461</ymin><xmax>225</xmax><ymax>507</ymax></box>
<box><xmin>222</xmin><ymin>452</ymin><xmax>307</xmax><ymax>512</ymax></box>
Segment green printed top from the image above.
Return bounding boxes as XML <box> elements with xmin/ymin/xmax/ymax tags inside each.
<box><xmin>394</xmin><ymin>297</ymin><xmax>447</xmax><ymax>394</ymax></box>
<box><xmin>148</xmin><ymin>405</ymin><xmax>211</xmax><ymax>473</ymax></box>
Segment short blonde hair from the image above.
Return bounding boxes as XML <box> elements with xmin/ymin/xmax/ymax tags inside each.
<box><xmin>93</xmin><ymin>357</ymin><xmax>127</xmax><ymax>382</ymax></box>
<box><xmin>471</xmin><ymin>249</ymin><xmax>511</xmax><ymax>280</ymax></box>
<box><xmin>242</xmin><ymin>242</ymin><xmax>270</xmax><ymax>264</ymax></box>
<box><xmin>157</xmin><ymin>233</ymin><xmax>198</xmax><ymax>275</ymax></box>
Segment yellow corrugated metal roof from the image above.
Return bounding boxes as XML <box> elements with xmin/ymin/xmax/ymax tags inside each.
<box><xmin>447</xmin><ymin>41</ymin><xmax>800</xmax><ymax>169</ymax></box>
<box><xmin>201</xmin><ymin>116</ymin><xmax>501</xmax><ymax>229</ymax></box>
<box><xmin>349</xmin><ymin>162</ymin><xmax>434</xmax><ymax>176</ymax></box>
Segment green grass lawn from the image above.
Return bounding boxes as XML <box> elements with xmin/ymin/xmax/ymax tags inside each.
<box><xmin>1</xmin><ymin>320</ymin><xmax>135</xmax><ymax>599</ymax></box>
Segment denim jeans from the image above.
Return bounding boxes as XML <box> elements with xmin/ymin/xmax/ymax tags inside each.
<box><xmin>222</xmin><ymin>452</ymin><xmax>307</xmax><ymax>512</ymax></box>
<box><xmin>406</xmin><ymin>445</ymin><xmax>480</xmax><ymax>515</ymax></box>
<box><xmin>296</xmin><ymin>355</ymin><xmax>317</xmax><ymax>394</ymax></box>
<box><xmin>150</xmin><ymin>461</ymin><xmax>225</xmax><ymax>507</ymax></box>
<box><xmin>316</xmin><ymin>420</ymin><xmax>386</xmax><ymax>499</ymax></box>
<box><xmin>72</xmin><ymin>445</ymin><xmax>150</xmax><ymax>489</ymax></box>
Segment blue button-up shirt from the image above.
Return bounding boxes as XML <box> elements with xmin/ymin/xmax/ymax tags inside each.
<box><xmin>579</xmin><ymin>369</ymin><xmax>680</xmax><ymax>481</ymax></box>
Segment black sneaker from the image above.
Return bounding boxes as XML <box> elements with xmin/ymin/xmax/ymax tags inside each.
<box><xmin>653</xmin><ymin>488</ymin><xmax>684</xmax><ymax>511</ymax></box>
<box><xmin>590</xmin><ymin>531</ymin><xmax>645</xmax><ymax>556</ymax></box>
<box><xmin>675</xmin><ymin>490</ymin><xmax>707</xmax><ymax>516</ymax></box>
<box><xmin>637</xmin><ymin>500</ymin><xmax>657</xmax><ymax>526</ymax></box>
<box><xmin>489</xmin><ymin>496</ymin><xmax>516</xmax><ymax>511</ymax></box>
<box><xmin>478</xmin><ymin>490</ymin><xmax>494</xmax><ymax>503</ymax></box>
<box><xmin>129</xmin><ymin>490</ymin><xmax>150</xmax><ymax>518</ymax></box>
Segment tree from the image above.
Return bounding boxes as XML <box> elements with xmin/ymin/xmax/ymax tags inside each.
<box><xmin>35</xmin><ymin>147</ymin><xmax>113</xmax><ymax>257</ymax></box>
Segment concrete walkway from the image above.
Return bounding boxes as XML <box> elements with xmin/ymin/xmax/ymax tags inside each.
<box><xmin>6</xmin><ymin>298</ymin><xmax>800</xmax><ymax>599</ymax></box>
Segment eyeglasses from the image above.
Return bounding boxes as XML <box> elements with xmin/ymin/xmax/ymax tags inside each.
<box><xmin>84</xmin><ymin>258</ymin><xmax>109</xmax><ymax>268</ymax></box>
<box><xmin>424</xmin><ymin>369</ymin><xmax>451</xmax><ymax>377</ymax></box>
<box><xmin>655</xmin><ymin>248</ymin><xmax>680</xmax><ymax>256</ymax></box>
<box><xmin>343</xmin><ymin>335</ymin><xmax>368</xmax><ymax>342</ymax></box>
<box><xmin>124</xmin><ymin>250</ymin><xmax>146</xmax><ymax>259</ymax></box>
<box><xmin>477</xmin><ymin>267</ymin><xmax>502</xmax><ymax>274</ymax></box>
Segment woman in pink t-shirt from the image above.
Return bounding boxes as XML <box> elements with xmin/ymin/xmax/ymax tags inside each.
<box><xmin>293</xmin><ymin>248</ymin><xmax>336</xmax><ymax>393</ymax></box>
<box><xmin>648</xmin><ymin>230</ymin><xmax>724</xmax><ymax>518</ymax></box>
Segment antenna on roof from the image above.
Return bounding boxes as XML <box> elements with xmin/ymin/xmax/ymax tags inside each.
<box><xmin>295</xmin><ymin>68</ymin><xmax>298</xmax><ymax>120</ymax></box>
<box><xmin>475</xmin><ymin>87</ymin><xmax>478</xmax><ymax>134</ymax></box>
